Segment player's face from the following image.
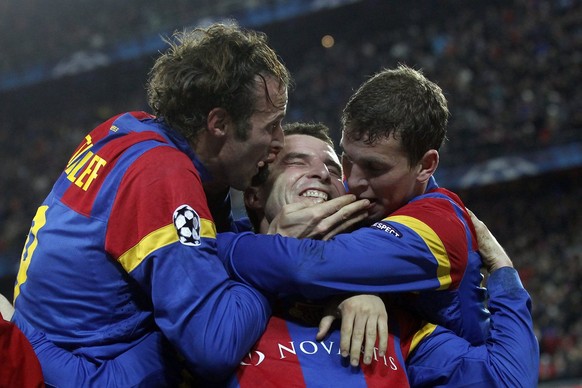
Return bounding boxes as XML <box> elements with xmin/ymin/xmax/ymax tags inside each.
<box><xmin>341</xmin><ymin>133</ymin><xmax>423</xmax><ymax>224</ymax></box>
<box><xmin>223</xmin><ymin>75</ymin><xmax>287</xmax><ymax>190</ymax></box>
<box><xmin>260</xmin><ymin>134</ymin><xmax>345</xmax><ymax>223</ymax></box>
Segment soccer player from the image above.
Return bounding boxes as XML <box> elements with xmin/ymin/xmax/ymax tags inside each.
<box><xmin>10</xmin><ymin>22</ymin><xmax>369</xmax><ymax>386</ymax></box>
<box><xmin>228</xmin><ymin>122</ymin><xmax>538</xmax><ymax>387</ymax></box>
<box><xmin>219</xmin><ymin>66</ymin><xmax>491</xmax><ymax>357</ymax></box>
<box><xmin>4</xmin><ymin>122</ymin><xmax>538</xmax><ymax>387</ymax></box>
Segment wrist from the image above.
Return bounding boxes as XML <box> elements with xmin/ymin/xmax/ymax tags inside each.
<box><xmin>488</xmin><ymin>258</ymin><xmax>513</xmax><ymax>273</ymax></box>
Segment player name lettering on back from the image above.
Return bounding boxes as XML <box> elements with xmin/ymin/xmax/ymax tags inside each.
<box><xmin>64</xmin><ymin>134</ymin><xmax>107</xmax><ymax>191</ymax></box>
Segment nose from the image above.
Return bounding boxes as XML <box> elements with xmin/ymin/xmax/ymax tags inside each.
<box><xmin>265</xmin><ymin>124</ymin><xmax>284</xmax><ymax>164</ymax></box>
<box><xmin>309</xmin><ymin>159</ymin><xmax>331</xmax><ymax>181</ymax></box>
<box><xmin>345</xmin><ymin>164</ymin><xmax>367</xmax><ymax>192</ymax></box>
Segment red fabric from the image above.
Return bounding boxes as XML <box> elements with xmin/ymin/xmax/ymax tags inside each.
<box><xmin>0</xmin><ymin>318</ymin><xmax>45</xmax><ymax>387</ymax></box>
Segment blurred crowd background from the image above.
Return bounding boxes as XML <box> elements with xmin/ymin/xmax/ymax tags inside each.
<box><xmin>1</xmin><ymin>0</ymin><xmax>580</xmax><ymax>384</ymax></box>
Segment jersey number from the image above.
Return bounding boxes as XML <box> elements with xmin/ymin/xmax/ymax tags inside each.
<box><xmin>13</xmin><ymin>205</ymin><xmax>48</xmax><ymax>302</ymax></box>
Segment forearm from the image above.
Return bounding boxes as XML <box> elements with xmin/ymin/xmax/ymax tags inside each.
<box><xmin>218</xmin><ymin>231</ymin><xmax>448</xmax><ymax>299</ymax></box>
<box><xmin>14</xmin><ymin>314</ymin><xmax>99</xmax><ymax>387</ymax></box>
<box><xmin>143</xmin><ymin>249</ymin><xmax>272</xmax><ymax>380</ymax></box>
<box><xmin>13</xmin><ymin>315</ymin><xmax>181</xmax><ymax>387</ymax></box>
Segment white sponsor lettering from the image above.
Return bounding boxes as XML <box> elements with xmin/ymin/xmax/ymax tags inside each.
<box><xmin>272</xmin><ymin>340</ymin><xmax>398</xmax><ymax>369</ymax></box>
<box><xmin>278</xmin><ymin>342</ymin><xmax>296</xmax><ymax>359</ymax></box>
<box><xmin>240</xmin><ymin>350</ymin><xmax>266</xmax><ymax>366</ymax></box>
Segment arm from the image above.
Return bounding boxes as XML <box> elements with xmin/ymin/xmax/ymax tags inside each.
<box><xmin>218</xmin><ymin>195</ymin><xmax>472</xmax><ymax>299</ymax></box>
<box><xmin>407</xmin><ymin>212</ymin><xmax>538</xmax><ymax>386</ymax></box>
<box><xmin>219</xmin><ymin>223</ymin><xmax>458</xmax><ymax>299</ymax></box>
<box><xmin>12</xmin><ymin>146</ymin><xmax>272</xmax><ymax>384</ymax></box>
<box><xmin>406</xmin><ymin>267</ymin><xmax>539</xmax><ymax>387</ymax></box>
<box><xmin>106</xmin><ymin>147</ymin><xmax>272</xmax><ymax>379</ymax></box>
<box><xmin>14</xmin><ymin>319</ymin><xmax>179</xmax><ymax>387</ymax></box>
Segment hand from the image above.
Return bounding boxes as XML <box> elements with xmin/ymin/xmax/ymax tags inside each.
<box><xmin>0</xmin><ymin>293</ymin><xmax>14</xmax><ymax>321</ymax></box>
<box><xmin>317</xmin><ymin>295</ymin><xmax>388</xmax><ymax>367</ymax></box>
<box><xmin>468</xmin><ymin>209</ymin><xmax>513</xmax><ymax>273</ymax></box>
<box><xmin>268</xmin><ymin>194</ymin><xmax>369</xmax><ymax>240</ymax></box>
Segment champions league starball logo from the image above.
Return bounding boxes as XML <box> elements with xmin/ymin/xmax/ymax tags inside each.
<box><xmin>173</xmin><ymin>204</ymin><xmax>201</xmax><ymax>246</ymax></box>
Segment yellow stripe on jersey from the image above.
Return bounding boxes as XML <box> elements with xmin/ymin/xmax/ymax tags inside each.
<box><xmin>14</xmin><ymin>205</ymin><xmax>49</xmax><ymax>302</ymax></box>
<box><xmin>119</xmin><ymin>218</ymin><xmax>217</xmax><ymax>273</ymax></box>
<box><xmin>409</xmin><ymin>321</ymin><xmax>438</xmax><ymax>354</ymax></box>
<box><xmin>384</xmin><ymin>215</ymin><xmax>451</xmax><ymax>290</ymax></box>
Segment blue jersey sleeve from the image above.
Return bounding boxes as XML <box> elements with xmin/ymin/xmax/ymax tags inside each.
<box><xmin>128</xmin><ymin>239</ymin><xmax>272</xmax><ymax>379</ymax></box>
<box><xmin>14</xmin><ymin>317</ymin><xmax>181</xmax><ymax>387</ymax></box>
<box><xmin>406</xmin><ymin>267</ymin><xmax>539</xmax><ymax>387</ymax></box>
<box><xmin>219</xmin><ymin>227</ymin><xmax>456</xmax><ymax>299</ymax></box>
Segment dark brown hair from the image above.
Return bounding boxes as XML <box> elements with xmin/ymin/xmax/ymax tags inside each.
<box><xmin>342</xmin><ymin>65</ymin><xmax>449</xmax><ymax>165</ymax></box>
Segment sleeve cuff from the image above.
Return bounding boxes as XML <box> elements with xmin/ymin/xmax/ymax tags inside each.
<box><xmin>487</xmin><ymin>267</ymin><xmax>524</xmax><ymax>297</ymax></box>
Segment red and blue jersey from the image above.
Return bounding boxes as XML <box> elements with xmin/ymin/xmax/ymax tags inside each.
<box><xmin>224</xmin><ymin>297</ymin><xmax>422</xmax><ymax>388</ymax></box>
<box><xmin>12</xmin><ymin>112</ymin><xmax>271</xmax><ymax>385</ymax></box>
<box><xmin>223</xmin><ymin>269</ymin><xmax>538</xmax><ymax>387</ymax></box>
<box><xmin>218</xmin><ymin>178</ymin><xmax>490</xmax><ymax>345</ymax></box>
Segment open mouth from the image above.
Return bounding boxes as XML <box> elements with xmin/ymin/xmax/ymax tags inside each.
<box><xmin>300</xmin><ymin>189</ymin><xmax>329</xmax><ymax>201</ymax></box>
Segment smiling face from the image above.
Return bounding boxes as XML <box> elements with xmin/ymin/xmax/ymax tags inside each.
<box><xmin>256</xmin><ymin>134</ymin><xmax>345</xmax><ymax>224</ymax></box>
<box><xmin>341</xmin><ymin>133</ymin><xmax>430</xmax><ymax>224</ymax></box>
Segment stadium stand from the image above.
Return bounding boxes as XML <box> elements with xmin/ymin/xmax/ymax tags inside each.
<box><xmin>1</xmin><ymin>0</ymin><xmax>580</xmax><ymax>384</ymax></box>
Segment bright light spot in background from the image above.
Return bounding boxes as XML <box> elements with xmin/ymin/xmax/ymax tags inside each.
<box><xmin>321</xmin><ymin>34</ymin><xmax>335</xmax><ymax>48</ymax></box>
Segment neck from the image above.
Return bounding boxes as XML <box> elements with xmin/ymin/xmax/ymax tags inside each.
<box><xmin>191</xmin><ymin>133</ymin><xmax>228</xmax><ymax>191</ymax></box>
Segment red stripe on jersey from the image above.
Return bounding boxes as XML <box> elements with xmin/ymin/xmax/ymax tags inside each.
<box><xmin>361</xmin><ymin>330</ymin><xmax>410</xmax><ymax>387</ymax></box>
<box><xmin>437</xmin><ymin>188</ymin><xmax>479</xmax><ymax>252</ymax></box>
<box><xmin>0</xmin><ymin>320</ymin><xmax>44</xmax><ymax>388</ymax></box>
<box><xmin>392</xmin><ymin>190</ymin><xmax>469</xmax><ymax>288</ymax></box>
<box><xmin>61</xmin><ymin>131</ymin><xmax>167</xmax><ymax>217</ymax></box>
<box><xmin>66</xmin><ymin>113</ymin><xmax>154</xmax><ymax>161</ymax></box>
<box><xmin>237</xmin><ymin>316</ymin><xmax>306</xmax><ymax>388</ymax></box>
<box><xmin>392</xmin><ymin>308</ymin><xmax>425</xmax><ymax>360</ymax></box>
<box><xmin>105</xmin><ymin>145</ymin><xmax>211</xmax><ymax>260</ymax></box>
<box><xmin>128</xmin><ymin>111</ymin><xmax>155</xmax><ymax>121</ymax></box>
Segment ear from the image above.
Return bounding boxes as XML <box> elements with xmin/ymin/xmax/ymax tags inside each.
<box><xmin>416</xmin><ymin>149</ymin><xmax>439</xmax><ymax>183</ymax></box>
<box><xmin>243</xmin><ymin>186</ymin><xmax>265</xmax><ymax>212</ymax></box>
<box><xmin>206</xmin><ymin>107</ymin><xmax>230</xmax><ymax>138</ymax></box>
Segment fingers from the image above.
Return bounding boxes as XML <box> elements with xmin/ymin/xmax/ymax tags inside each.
<box><xmin>376</xmin><ymin>312</ymin><xmax>388</xmax><ymax>359</ymax></box>
<box><xmin>347</xmin><ymin>311</ymin><xmax>367</xmax><ymax>367</ymax></box>
<box><xmin>309</xmin><ymin>194</ymin><xmax>358</xmax><ymax>218</ymax></box>
<box><xmin>316</xmin><ymin>314</ymin><xmax>336</xmax><ymax>341</ymax></box>
<box><xmin>341</xmin><ymin>313</ymin><xmax>380</xmax><ymax>366</ymax></box>
<box><xmin>321</xmin><ymin>208</ymin><xmax>368</xmax><ymax>240</ymax></box>
<box><xmin>267</xmin><ymin>195</ymin><xmax>363</xmax><ymax>238</ymax></box>
<box><xmin>337</xmin><ymin>294</ymin><xmax>387</xmax><ymax>366</ymax></box>
<box><xmin>361</xmin><ymin>315</ymin><xmax>377</xmax><ymax>365</ymax></box>
<box><xmin>0</xmin><ymin>293</ymin><xmax>15</xmax><ymax>321</ymax></box>
<box><xmin>467</xmin><ymin>208</ymin><xmax>513</xmax><ymax>272</ymax></box>
<box><xmin>316</xmin><ymin>198</ymin><xmax>369</xmax><ymax>239</ymax></box>
<box><xmin>339</xmin><ymin>307</ymin><xmax>355</xmax><ymax>360</ymax></box>
<box><xmin>320</xmin><ymin>199</ymin><xmax>370</xmax><ymax>240</ymax></box>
